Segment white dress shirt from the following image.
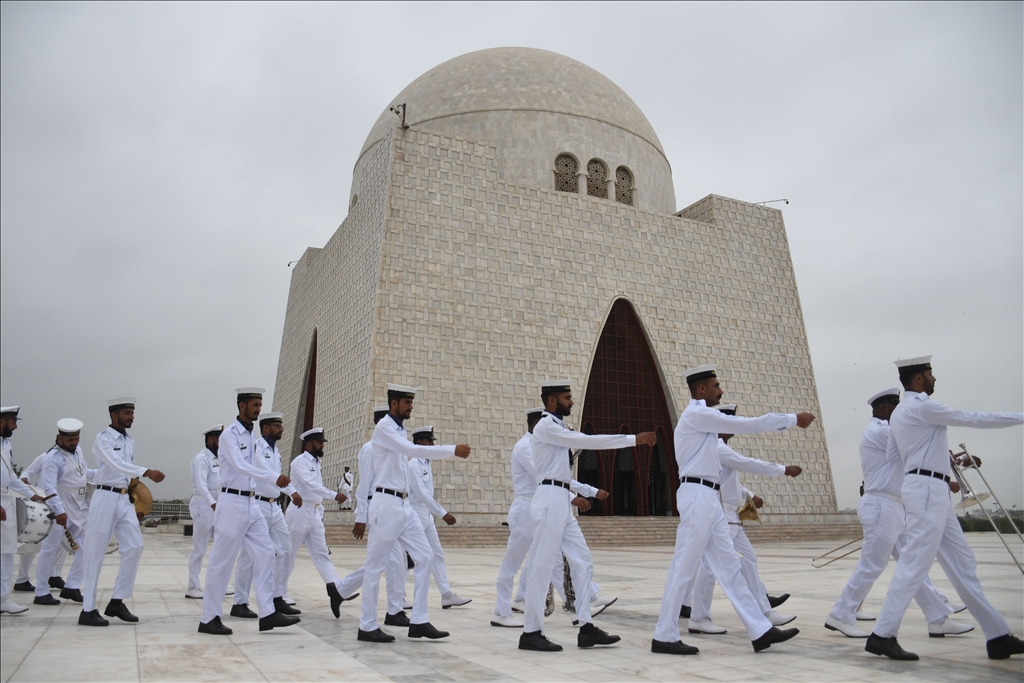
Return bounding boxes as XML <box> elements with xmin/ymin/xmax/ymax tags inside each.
<box><xmin>38</xmin><ymin>446</ymin><xmax>94</xmax><ymax>516</ymax></box>
<box><xmin>2</xmin><ymin>436</ymin><xmax>35</xmax><ymax>497</ymax></box>
<box><xmin>252</xmin><ymin>438</ymin><xmax>296</xmax><ymax>499</ymax></box>
<box><xmin>370</xmin><ymin>414</ymin><xmax>454</xmax><ymax>493</ymax></box>
<box><xmin>510</xmin><ymin>432</ymin><xmax>597</xmax><ymax>498</ymax></box>
<box><xmin>860</xmin><ymin>418</ymin><xmax>903</xmax><ymax>497</ymax></box>
<box><xmin>92</xmin><ymin>427</ymin><xmax>147</xmax><ymax>488</ymax></box>
<box><xmin>218</xmin><ymin>419</ymin><xmax>282</xmax><ymax>492</ymax></box>
<box><xmin>531</xmin><ymin>412</ymin><xmax>635</xmax><ymax>484</ymax></box>
<box><xmin>716</xmin><ymin>439</ymin><xmax>784</xmax><ymax>508</ymax></box>
<box><xmin>675</xmin><ymin>400</ymin><xmax>795</xmax><ymax>482</ymax></box>
<box><xmin>22</xmin><ymin>452</ymin><xmax>48</xmax><ymax>485</ymax></box>
<box><xmin>289</xmin><ymin>451</ymin><xmax>336</xmax><ymax>507</ymax></box>
<box><xmin>407</xmin><ymin>458</ymin><xmax>446</xmax><ymax>517</ymax></box>
<box><xmin>889</xmin><ymin>391</ymin><xmax>1023</xmax><ymax>474</ymax></box>
<box><xmin>354</xmin><ymin>441</ymin><xmax>375</xmax><ymax>524</ymax></box>
<box><xmin>190</xmin><ymin>449</ymin><xmax>221</xmax><ymax>507</ymax></box>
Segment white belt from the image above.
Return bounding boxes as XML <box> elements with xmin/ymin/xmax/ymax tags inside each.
<box><xmin>57</xmin><ymin>485</ymin><xmax>87</xmax><ymax>496</ymax></box>
<box><xmin>864</xmin><ymin>490</ymin><xmax>903</xmax><ymax>504</ymax></box>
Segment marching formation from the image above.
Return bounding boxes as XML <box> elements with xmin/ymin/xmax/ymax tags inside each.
<box><xmin>1</xmin><ymin>355</ymin><xmax>1021</xmax><ymax>664</ymax></box>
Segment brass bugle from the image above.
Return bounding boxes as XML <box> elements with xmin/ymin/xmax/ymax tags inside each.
<box><xmin>812</xmin><ymin>536</ymin><xmax>863</xmax><ymax>568</ymax></box>
<box><xmin>951</xmin><ymin>444</ymin><xmax>1023</xmax><ymax>575</ymax></box>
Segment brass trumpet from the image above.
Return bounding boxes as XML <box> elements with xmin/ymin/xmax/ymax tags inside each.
<box><xmin>812</xmin><ymin>536</ymin><xmax>863</xmax><ymax>568</ymax></box>
<box><xmin>950</xmin><ymin>444</ymin><xmax>1023</xmax><ymax>575</ymax></box>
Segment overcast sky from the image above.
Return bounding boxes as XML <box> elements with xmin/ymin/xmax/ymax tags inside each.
<box><xmin>2</xmin><ymin>2</ymin><xmax>1021</xmax><ymax>512</ymax></box>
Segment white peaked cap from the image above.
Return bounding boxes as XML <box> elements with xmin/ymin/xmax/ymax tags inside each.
<box><xmin>0</xmin><ymin>405</ymin><xmax>20</xmax><ymax>416</ymax></box>
<box><xmin>525</xmin><ymin>406</ymin><xmax>545</xmax><ymax>416</ymax></box>
<box><xmin>894</xmin><ymin>355</ymin><xmax>931</xmax><ymax>369</ymax></box>
<box><xmin>300</xmin><ymin>427</ymin><xmax>326</xmax><ymax>441</ymax></box>
<box><xmin>540</xmin><ymin>380</ymin><xmax>572</xmax><ymax>392</ymax></box>
<box><xmin>57</xmin><ymin>418</ymin><xmax>83</xmax><ymax>434</ymax></box>
<box><xmin>387</xmin><ymin>384</ymin><xmax>417</xmax><ymax>397</ymax></box>
<box><xmin>411</xmin><ymin>425</ymin><xmax>434</xmax><ymax>437</ymax></box>
<box><xmin>107</xmin><ymin>397</ymin><xmax>136</xmax><ymax>408</ymax></box>
<box><xmin>716</xmin><ymin>404</ymin><xmax>737</xmax><ymax>413</ymax></box>
<box><xmin>372</xmin><ymin>405</ymin><xmax>389</xmax><ymax>413</ymax></box>
<box><xmin>235</xmin><ymin>387</ymin><xmax>265</xmax><ymax>397</ymax></box>
<box><xmin>203</xmin><ymin>424</ymin><xmax>225</xmax><ymax>435</ymax></box>
<box><xmin>867</xmin><ymin>388</ymin><xmax>901</xmax><ymax>406</ymax></box>
<box><xmin>258</xmin><ymin>412</ymin><xmax>284</xmax><ymax>423</ymax></box>
<box><xmin>684</xmin><ymin>365</ymin><xmax>717</xmax><ymax>381</ymax></box>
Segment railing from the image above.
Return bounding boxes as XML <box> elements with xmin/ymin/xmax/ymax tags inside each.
<box><xmin>150</xmin><ymin>502</ymin><xmax>191</xmax><ymax>520</ymax></box>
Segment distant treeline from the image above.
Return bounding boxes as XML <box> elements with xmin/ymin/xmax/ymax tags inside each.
<box><xmin>958</xmin><ymin>510</ymin><xmax>1023</xmax><ymax>534</ymax></box>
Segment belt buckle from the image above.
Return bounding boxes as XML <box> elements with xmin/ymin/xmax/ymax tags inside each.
<box><xmin>79</xmin><ymin>487</ymin><xmax>86</xmax><ymax>496</ymax></box>
<box><xmin>248</xmin><ymin>491</ymin><xmax>254</xmax><ymax>497</ymax></box>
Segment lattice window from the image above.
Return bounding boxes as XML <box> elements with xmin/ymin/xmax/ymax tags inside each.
<box><xmin>615</xmin><ymin>166</ymin><xmax>634</xmax><ymax>205</ymax></box>
<box><xmin>554</xmin><ymin>154</ymin><xmax>579</xmax><ymax>193</ymax></box>
<box><xmin>587</xmin><ymin>159</ymin><xmax>608</xmax><ymax>198</ymax></box>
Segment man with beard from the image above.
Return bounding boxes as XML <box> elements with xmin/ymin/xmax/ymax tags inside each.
<box><xmin>79</xmin><ymin>398</ymin><xmax>165</xmax><ymax>626</ymax></box>
<box><xmin>186</xmin><ymin>424</ymin><xmax>225</xmax><ymax>599</ymax></box>
<box><xmin>231</xmin><ymin>413</ymin><xmax>301</xmax><ymax>618</ymax></box>
<box><xmin>519</xmin><ymin>381</ymin><xmax>651</xmax><ymax>652</ymax></box>
<box><xmin>17</xmin><ymin>449</ymin><xmax>69</xmax><ymax>594</ymax></box>
<box><xmin>33</xmin><ymin>419</ymin><xmax>96</xmax><ymax>606</ymax></box>
<box><xmin>284</xmin><ymin>427</ymin><xmax>352</xmax><ymax>617</ymax></box>
<box><xmin>198</xmin><ymin>388</ymin><xmax>300</xmax><ymax>635</ymax></box>
<box><xmin>1</xmin><ymin>406</ymin><xmax>45</xmax><ymax>615</ymax></box>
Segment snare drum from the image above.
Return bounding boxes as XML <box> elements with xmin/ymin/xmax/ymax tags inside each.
<box><xmin>15</xmin><ymin>497</ymin><xmax>53</xmax><ymax>544</ymax></box>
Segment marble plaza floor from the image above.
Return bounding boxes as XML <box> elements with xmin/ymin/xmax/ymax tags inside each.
<box><xmin>1</xmin><ymin>531</ymin><xmax>1021</xmax><ymax>683</ymax></box>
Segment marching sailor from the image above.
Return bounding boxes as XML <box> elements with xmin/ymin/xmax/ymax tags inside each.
<box><xmin>33</xmin><ymin>419</ymin><xmax>95</xmax><ymax>606</ymax></box>
<box><xmin>867</xmin><ymin>357</ymin><xmax>1024</xmax><ymax>661</ymax></box>
<box><xmin>826</xmin><ymin>388</ymin><xmax>966</xmax><ymax>639</ymax></box>
<box><xmin>232</xmin><ymin>413</ymin><xmax>301</xmax><ymax>618</ymax></box>
<box><xmin>408</xmin><ymin>426</ymin><xmax>471</xmax><ymax>609</ymax></box>
<box><xmin>186</xmin><ymin>424</ymin><xmax>224</xmax><ymax>599</ymax></box>
<box><xmin>284</xmin><ymin>427</ymin><xmax>353</xmax><ymax>617</ymax></box>
<box><xmin>1</xmin><ymin>406</ymin><xmax>45</xmax><ymax>615</ymax></box>
<box><xmin>685</xmin><ymin>405</ymin><xmax>800</xmax><ymax>634</ymax></box>
<box><xmin>357</xmin><ymin>384</ymin><xmax>470</xmax><ymax>643</ymax></box>
<box><xmin>519</xmin><ymin>381</ymin><xmax>644</xmax><ymax>652</ymax></box>
<box><xmin>340</xmin><ymin>466</ymin><xmax>354</xmax><ymax>510</ymax></box>
<box><xmin>79</xmin><ymin>398</ymin><xmax>165</xmax><ymax>626</ymax></box>
<box><xmin>17</xmin><ymin>450</ymin><xmax>68</xmax><ymax>593</ymax></box>
<box><xmin>652</xmin><ymin>365</ymin><xmax>813</xmax><ymax>655</ymax></box>
<box><xmin>198</xmin><ymin>388</ymin><xmax>301</xmax><ymax>635</ymax></box>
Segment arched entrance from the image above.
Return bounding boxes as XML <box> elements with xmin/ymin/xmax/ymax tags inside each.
<box><xmin>577</xmin><ymin>300</ymin><xmax>678</xmax><ymax>516</ymax></box>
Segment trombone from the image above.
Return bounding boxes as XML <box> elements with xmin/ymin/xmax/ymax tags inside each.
<box><xmin>950</xmin><ymin>443</ymin><xmax>1024</xmax><ymax>575</ymax></box>
<box><xmin>812</xmin><ymin>536</ymin><xmax>863</xmax><ymax>568</ymax></box>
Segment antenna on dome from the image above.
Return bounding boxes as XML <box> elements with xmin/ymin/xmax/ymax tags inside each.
<box><xmin>389</xmin><ymin>103</ymin><xmax>409</xmax><ymax>129</ymax></box>
<box><xmin>755</xmin><ymin>198</ymin><xmax>789</xmax><ymax>206</ymax></box>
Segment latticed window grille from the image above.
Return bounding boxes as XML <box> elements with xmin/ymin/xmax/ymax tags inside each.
<box><xmin>615</xmin><ymin>166</ymin><xmax>634</xmax><ymax>205</ymax></box>
<box><xmin>554</xmin><ymin>154</ymin><xmax>579</xmax><ymax>193</ymax></box>
<box><xmin>587</xmin><ymin>159</ymin><xmax>609</xmax><ymax>198</ymax></box>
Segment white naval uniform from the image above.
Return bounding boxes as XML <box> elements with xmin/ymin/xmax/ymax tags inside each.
<box><xmin>830</xmin><ymin>417</ymin><xmax>952</xmax><ymax>625</ymax></box>
<box><xmin>689</xmin><ymin>439</ymin><xmax>785</xmax><ymax>621</ymax></box>
<box><xmin>200</xmin><ymin>419</ymin><xmax>281</xmax><ymax>622</ymax></box>
<box><xmin>407</xmin><ymin>457</ymin><xmax>453</xmax><ymax>595</ymax></box>
<box><xmin>522</xmin><ymin>412</ymin><xmax>634</xmax><ymax>633</ymax></box>
<box><xmin>34</xmin><ymin>446</ymin><xmax>94</xmax><ymax>597</ymax></box>
<box><xmin>235</xmin><ymin>437</ymin><xmax>296</xmax><ymax>603</ymax></box>
<box><xmin>16</xmin><ymin>454</ymin><xmax>50</xmax><ymax>581</ymax></box>
<box><xmin>874</xmin><ymin>393</ymin><xmax>1022</xmax><ymax>640</ymax></box>
<box><xmin>2</xmin><ymin>436</ymin><xmax>37</xmax><ymax>600</ymax></box>
<box><xmin>359</xmin><ymin>414</ymin><xmax>455</xmax><ymax>631</ymax></box>
<box><xmin>494</xmin><ymin>431</ymin><xmax>597</xmax><ymax>618</ymax></box>
<box><xmin>334</xmin><ymin>441</ymin><xmax>404</xmax><ymax>611</ymax></box>
<box><xmin>340</xmin><ymin>470</ymin><xmax>354</xmax><ymax>508</ymax></box>
<box><xmin>285</xmin><ymin>451</ymin><xmax>342</xmax><ymax>589</ymax></box>
<box><xmin>654</xmin><ymin>400</ymin><xmax>796</xmax><ymax>644</ymax></box>
<box><xmin>187</xmin><ymin>448</ymin><xmax>220</xmax><ymax>592</ymax></box>
<box><xmin>81</xmin><ymin>427</ymin><xmax>147</xmax><ymax>612</ymax></box>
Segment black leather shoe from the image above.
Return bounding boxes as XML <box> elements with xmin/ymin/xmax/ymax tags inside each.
<box><xmin>198</xmin><ymin>616</ymin><xmax>233</xmax><ymax>635</ymax></box>
<box><xmin>987</xmin><ymin>634</ymin><xmax>1024</xmax><ymax>660</ymax></box>
<box><xmin>13</xmin><ymin>581</ymin><xmax>35</xmax><ymax>592</ymax></box>
<box><xmin>384</xmin><ymin>611</ymin><xmax>411</xmax><ymax>627</ymax></box>
<box><xmin>60</xmin><ymin>588</ymin><xmax>84</xmax><ymax>603</ymax></box>
<box><xmin>651</xmin><ymin>638</ymin><xmax>699</xmax><ymax>655</ymax></box>
<box><xmin>358</xmin><ymin>628</ymin><xmax>396</xmax><ymax>643</ymax></box>
<box><xmin>679</xmin><ymin>604</ymin><xmax>691</xmax><ymax>619</ymax></box>
<box><xmin>104</xmin><ymin>599</ymin><xmax>139</xmax><ymax>623</ymax></box>
<box><xmin>48</xmin><ymin>576</ymin><xmax>66</xmax><ymax>589</ymax></box>
<box><xmin>326</xmin><ymin>583</ymin><xmax>342</xmax><ymax>618</ymax></box>
<box><xmin>519</xmin><ymin>630</ymin><xmax>562</xmax><ymax>651</ymax></box>
<box><xmin>578</xmin><ymin>623</ymin><xmax>620</xmax><ymax>648</ymax></box>
<box><xmin>752</xmin><ymin>626</ymin><xmax>799</xmax><ymax>652</ymax></box>
<box><xmin>767</xmin><ymin>593</ymin><xmax>790</xmax><ymax>609</ymax></box>
<box><xmin>230</xmin><ymin>603</ymin><xmax>258</xmax><ymax>619</ymax></box>
<box><xmin>865</xmin><ymin>633</ymin><xmax>918</xmax><ymax>660</ymax></box>
<box><xmin>274</xmin><ymin>597</ymin><xmax>301</xmax><ymax>616</ymax></box>
<box><xmin>34</xmin><ymin>594</ymin><xmax>61</xmax><ymax>606</ymax></box>
<box><xmin>259</xmin><ymin>611</ymin><xmax>300</xmax><ymax>632</ymax></box>
<box><xmin>78</xmin><ymin>609</ymin><xmax>109</xmax><ymax>627</ymax></box>
<box><xmin>408</xmin><ymin>622</ymin><xmax>449</xmax><ymax>639</ymax></box>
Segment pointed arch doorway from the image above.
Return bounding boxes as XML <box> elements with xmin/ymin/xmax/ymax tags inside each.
<box><xmin>577</xmin><ymin>300</ymin><xmax>678</xmax><ymax>516</ymax></box>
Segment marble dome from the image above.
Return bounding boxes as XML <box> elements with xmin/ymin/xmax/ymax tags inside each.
<box><xmin>351</xmin><ymin>47</ymin><xmax>676</xmax><ymax>215</ymax></box>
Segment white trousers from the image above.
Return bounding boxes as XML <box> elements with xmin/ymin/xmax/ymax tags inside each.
<box><xmin>236</xmin><ymin>499</ymin><xmax>291</xmax><ymax>602</ymax></box>
<box><xmin>875</xmin><ymin>476</ymin><xmax>1011</xmax><ymax>640</ymax></box>
<box><xmin>16</xmin><ymin>551</ymin><xmax>35</xmax><ymax>583</ymax></box>
<box><xmin>654</xmin><ymin>484</ymin><xmax>771</xmax><ymax>643</ymax></box>
<box><xmin>691</xmin><ymin>519</ymin><xmax>772</xmax><ymax>621</ymax></box>
<box><xmin>187</xmin><ymin>498</ymin><xmax>215</xmax><ymax>591</ymax></box>
<box><xmin>523</xmin><ymin>485</ymin><xmax>595</xmax><ymax>632</ymax></box>
<box><xmin>360</xmin><ymin>494</ymin><xmax>434</xmax><ymax>630</ymax></box>
<box><xmin>286</xmin><ymin>504</ymin><xmax>340</xmax><ymax>588</ymax></box>
<box><xmin>831</xmin><ymin>493</ymin><xmax>951</xmax><ymax>624</ymax></box>
<box><xmin>339</xmin><ymin>540</ymin><xmax>405</xmax><ymax>613</ymax></box>
<box><xmin>81</xmin><ymin>490</ymin><xmax>144</xmax><ymax>612</ymax></box>
<box><xmin>411</xmin><ymin>505</ymin><xmax>451</xmax><ymax>595</ymax></box>
<box><xmin>35</xmin><ymin>526</ymin><xmax>83</xmax><ymax>595</ymax></box>
<box><xmin>201</xmin><ymin>493</ymin><xmax>275</xmax><ymax>622</ymax></box>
